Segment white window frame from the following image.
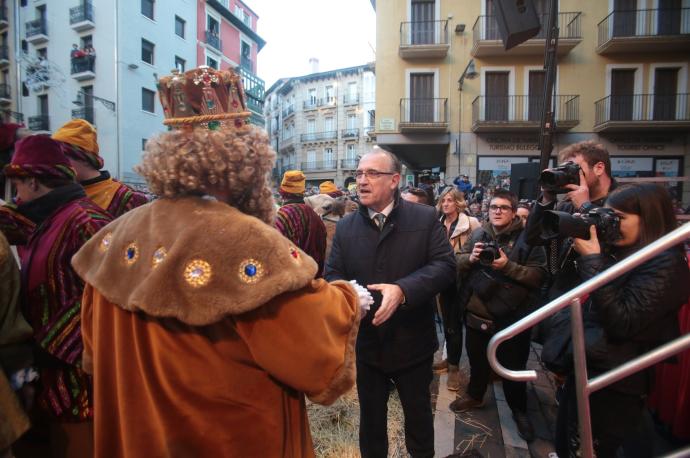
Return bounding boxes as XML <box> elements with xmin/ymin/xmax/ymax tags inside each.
<box><xmin>324</xmin><ymin>147</ymin><xmax>334</xmax><ymax>166</ymax></box>
<box><xmin>605</xmin><ymin>63</ymin><xmax>644</xmax><ymax>120</ymax></box>
<box><xmin>523</xmin><ymin>65</ymin><xmax>560</xmax><ymax>120</ymax></box>
<box><xmin>205</xmin><ymin>8</ymin><xmax>222</xmax><ymax>47</ymax></box>
<box><xmin>205</xmin><ymin>53</ymin><xmax>219</xmax><ymax>70</ymax></box>
<box><xmin>480</xmin><ymin>66</ymin><xmax>516</xmax><ymax>121</ymax></box>
<box><xmin>324</xmin><ymin>116</ymin><xmax>334</xmax><ymax>132</ymax></box>
<box><xmin>404</xmin><ymin>68</ymin><xmax>440</xmax><ymax>122</ymax></box>
<box><xmin>346</xmin><ymin>143</ymin><xmax>357</xmax><ymax>160</ymax></box>
<box><xmin>348</xmin><ymin>81</ymin><xmax>357</xmax><ymax>100</ymax></box>
<box><xmin>406</xmin><ymin>0</ymin><xmax>441</xmax><ymax>44</ymax></box>
<box><xmin>648</xmin><ymin>62</ymin><xmax>689</xmax><ymax>119</ymax></box>
<box><xmin>347</xmin><ymin>113</ymin><xmax>358</xmax><ymax>130</ymax></box>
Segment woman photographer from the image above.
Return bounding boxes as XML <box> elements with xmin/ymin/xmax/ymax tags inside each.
<box><xmin>433</xmin><ymin>187</ymin><xmax>480</xmax><ymax>390</ymax></box>
<box><xmin>555</xmin><ymin>183</ymin><xmax>689</xmax><ymax>457</ymax></box>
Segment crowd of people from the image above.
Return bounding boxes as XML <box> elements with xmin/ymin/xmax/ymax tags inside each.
<box><xmin>0</xmin><ymin>65</ymin><xmax>688</xmax><ymax>458</ymax></box>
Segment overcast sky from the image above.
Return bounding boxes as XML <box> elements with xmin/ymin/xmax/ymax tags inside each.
<box><xmin>253</xmin><ymin>0</ymin><xmax>376</xmax><ymax>88</ymax></box>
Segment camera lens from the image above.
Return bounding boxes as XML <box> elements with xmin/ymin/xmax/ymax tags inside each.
<box><xmin>478</xmin><ymin>248</ymin><xmax>497</xmax><ymax>266</ymax></box>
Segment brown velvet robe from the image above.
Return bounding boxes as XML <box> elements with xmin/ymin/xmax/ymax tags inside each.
<box><xmin>73</xmin><ymin>197</ymin><xmax>360</xmax><ymax>458</ymax></box>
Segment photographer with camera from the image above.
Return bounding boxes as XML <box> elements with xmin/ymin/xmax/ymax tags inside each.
<box><xmin>525</xmin><ymin>141</ymin><xmax>616</xmax><ymax>300</ymax></box>
<box><xmin>449</xmin><ymin>190</ymin><xmax>545</xmax><ymax>442</ymax></box>
<box><xmin>546</xmin><ymin>183</ymin><xmax>689</xmax><ymax>457</ymax></box>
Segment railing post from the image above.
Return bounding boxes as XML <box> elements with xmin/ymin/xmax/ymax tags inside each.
<box><xmin>569</xmin><ymin>298</ymin><xmax>595</xmax><ymax>457</ymax></box>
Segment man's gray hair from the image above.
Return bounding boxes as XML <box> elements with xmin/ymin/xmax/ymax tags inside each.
<box><xmin>366</xmin><ymin>145</ymin><xmax>402</xmax><ymax>174</ymax></box>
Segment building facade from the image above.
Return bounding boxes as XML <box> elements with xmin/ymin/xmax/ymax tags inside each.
<box><xmin>5</xmin><ymin>0</ymin><xmax>264</xmax><ymax>188</ymax></box>
<box><xmin>373</xmin><ymin>0</ymin><xmax>690</xmax><ymax>203</ymax></box>
<box><xmin>196</xmin><ymin>0</ymin><xmax>266</xmax><ymax>126</ymax></box>
<box><xmin>0</xmin><ymin>0</ymin><xmax>21</xmax><ymax>125</ymax></box>
<box><xmin>264</xmin><ymin>64</ymin><xmax>376</xmax><ymax>190</ymax></box>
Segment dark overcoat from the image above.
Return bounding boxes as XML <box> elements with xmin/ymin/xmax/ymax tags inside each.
<box><xmin>325</xmin><ymin>196</ymin><xmax>456</xmax><ymax>372</ymax></box>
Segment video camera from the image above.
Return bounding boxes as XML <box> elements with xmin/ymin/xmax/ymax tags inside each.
<box><xmin>539</xmin><ymin>161</ymin><xmax>580</xmax><ymax>194</ymax></box>
<box><xmin>541</xmin><ymin>207</ymin><xmax>621</xmax><ymax>245</ymax></box>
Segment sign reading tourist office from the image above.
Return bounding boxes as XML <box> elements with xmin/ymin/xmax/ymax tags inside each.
<box><xmin>475</xmin><ymin>134</ymin><xmax>685</xmax><ymax>194</ymax></box>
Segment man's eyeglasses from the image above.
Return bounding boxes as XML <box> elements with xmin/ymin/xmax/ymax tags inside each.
<box><xmin>355</xmin><ymin>170</ymin><xmax>396</xmax><ymax>180</ymax></box>
<box><xmin>489</xmin><ymin>204</ymin><xmax>514</xmax><ymax>213</ymax></box>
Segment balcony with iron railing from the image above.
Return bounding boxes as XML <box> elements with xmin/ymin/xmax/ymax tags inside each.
<box><xmin>0</xmin><ymin>83</ymin><xmax>10</xmax><ymax>103</ymax></box>
<box><xmin>0</xmin><ymin>45</ymin><xmax>8</xmax><ymax>66</ymax></box>
<box><xmin>279</xmin><ymin>135</ymin><xmax>295</xmax><ymax>150</ymax></box>
<box><xmin>472</xmin><ymin>95</ymin><xmax>579</xmax><ymax>132</ymax></box>
<box><xmin>70</xmin><ymin>1</ymin><xmax>94</xmax><ymax>32</ymax></box>
<box><xmin>594</xmin><ymin>93</ymin><xmax>690</xmax><ymax>132</ymax></box>
<box><xmin>303</xmin><ymin>99</ymin><xmax>318</xmax><ymax>111</ymax></box>
<box><xmin>28</xmin><ymin>115</ymin><xmax>50</xmax><ymax>131</ymax></box>
<box><xmin>343</xmin><ymin>93</ymin><xmax>359</xmax><ymax>105</ymax></box>
<box><xmin>300</xmin><ymin>131</ymin><xmax>338</xmax><ymax>143</ymax></box>
<box><xmin>341</xmin><ymin>128</ymin><xmax>359</xmax><ymax>139</ymax></box>
<box><xmin>71</xmin><ymin>56</ymin><xmax>95</xmax><ymax>80</ymax></box>
<box><xmin>237</xmin><ymin>65</ymin><xmax>265</xmax><ymax>118</ymax></box>
<box><xmin>205</xmin><ymin>30</ymin><xmax>222</xmax><ymax>52</ymax></box>
<box><xmin>72</xmin><ymin>107</ymin><xmax>94</xmax><ymax>125</ymax></box>
<box><xmin>399</xmin><ymin>98</ymin><xmax>448</xmax><ymax>132</ymax></box>
<box><xmin>472</xmin><ymin>12</ymin><xmax>582</xmax><ymax>57</ymax></box>
<box><xmin>340</xmin><ymin>159</ymin><xmax>358</xmax><ymax>170</ymax></box>
<box><xmin>282</xmin><ymin>104</ymin><xmax>295</xmax><ymax>119</ymax></box>
<box><xmin>597</xmin><ymin>8</ymin><xmax>690</xmax><ymax>54</ymax></box>
<box><xmin>399</xmin><ymin>20</ymin><xmax>449</xmax><ymax>59</ymax></box>
<box><xmin>301</xmin><ymin>160</ymin><xmax>337</xmax><ymax>171</ymax></box>
<box><xmin>25</xmin><ymin>19</ymin><xmax>48</xmax><ymax>44</ymax></box>
<box><xmin>317</xmin><ymin>96</ymin><xmax>337</xmax><ymax>108</ymax></box>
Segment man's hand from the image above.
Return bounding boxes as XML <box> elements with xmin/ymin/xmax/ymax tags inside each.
<box><xmin>469</xmin><ymin>242</ymin><xmax>484</xmax><ymax>263</ymax></box>
<box><xmin>367</xmin><ymin>283</ymin><xmax>405</xmax><ymax>326</ymax></box>
<box><xmin>565</xmin><ymin>169</ymin><xmax>590</xmax><ymax>210</ymax></box>
<box><xmin>491</xmin><ymin>248</ymin><xmax>508</xmax><ymax>270</ymax></box>
<box><xmin>573</xmin><ymin>225</ymin><xmax>601</xmax><ymax>256</ymax></box>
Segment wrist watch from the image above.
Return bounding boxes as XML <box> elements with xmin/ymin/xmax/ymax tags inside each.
<box><xmin>579</xmin><ymin>201</ymin><xmax>594</xmax><ymax>214</ymax></box>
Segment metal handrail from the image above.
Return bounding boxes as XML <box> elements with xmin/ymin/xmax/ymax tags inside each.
<box><xmin>487</xmin><ymin>222</ymin><xmax>690</xmax><ymax>457</ymax></box>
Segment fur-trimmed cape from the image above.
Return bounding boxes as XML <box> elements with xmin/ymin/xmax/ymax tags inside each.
<box><xmin>72</xmin><ymin>196</ymin><xmax>361</xmax><ymax>458</ymax></box>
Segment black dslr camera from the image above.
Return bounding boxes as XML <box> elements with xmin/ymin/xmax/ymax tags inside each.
<box><xmin>478</xmin><ymin>241</ymin><xmax>500</xmax><ymax>266</ymax></box>
<box><xmin>539</xmin><ymin>161</ymin><xmax>580</xmax><ymax>194</ymax></box>
<box><xmin>541</xmin><ymin>207</ymin><xmax>621</xmax><ymax>245</ymax></box>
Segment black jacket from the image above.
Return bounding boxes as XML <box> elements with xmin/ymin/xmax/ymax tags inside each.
<box><xmin>578</xmin><ymin>247</ymin><xmax>689</xmax><ymax>395</ymax></box>
<box><xmin>457</xmin><ymin>218</ymin><xmax>545</xmax><ymax>323</ymax></box>
<box><xmin>525</xmin><ymin>184</ymin><xmax>615</xmax><ymax>301</ymax></box>
<box><xmin>325</xmin><ymin>196</ymin><xmax>456</xmax><ymax>372</ymax></box>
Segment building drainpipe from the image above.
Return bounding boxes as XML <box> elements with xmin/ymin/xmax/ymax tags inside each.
<box><xmin>114</xmin><ymin>0</ymin><xmax>121</xmax><ymax>180</ymax></box>
<box><xmin>13</xmin><ymin>0</ymin><xmax>22</xmax><ymax>120</ymax></box>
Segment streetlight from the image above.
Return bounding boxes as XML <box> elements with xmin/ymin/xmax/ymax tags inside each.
<box><xmin>457</xmin><ymin>59</ymin><xmax>479</xmax><ymax>91</ymax></box>
<box><xmin>456</xmin><ymin>60</ymin><xmax>479</xmax><ymax>176</ymax></box>
<box><xmin>72</xmin><ymin>90</ymin><xmax>116</xmax><ymax>112</ymax></box>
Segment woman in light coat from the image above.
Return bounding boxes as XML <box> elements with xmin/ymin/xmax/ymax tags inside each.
<box><xmin>434</xmin><ymin>187</ymin><xmax>480</xmax><ymax>390</ymax></box>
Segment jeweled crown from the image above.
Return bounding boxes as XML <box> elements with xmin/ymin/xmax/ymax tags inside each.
<box><xmin>156</xmin><ymin>66</ymin><xmax>251</xmax><ymax>130</ymax></box>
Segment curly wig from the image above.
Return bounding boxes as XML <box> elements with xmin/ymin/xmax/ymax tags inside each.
<box><xmin>135</xmin><ymin>125</ymin><xmax>276</xmax><ymax>224</ymax></box>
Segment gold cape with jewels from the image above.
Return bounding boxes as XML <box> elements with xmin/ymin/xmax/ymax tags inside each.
<box><xmin>72</xmin><ymin>196</ymin><xmax>360</xmax><ymax>458</ymax></box>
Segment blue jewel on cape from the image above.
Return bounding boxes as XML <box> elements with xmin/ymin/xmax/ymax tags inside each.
<box><xmin>244</xmin><ymin>264</ymin><xmax>257</xmax><ymax>277</ymax></box>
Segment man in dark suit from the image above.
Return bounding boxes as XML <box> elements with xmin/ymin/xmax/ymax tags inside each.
<box><xmin>325</xmin><ymin>147</ymin><xmax>456</xmax><ymax>458</ymax></box>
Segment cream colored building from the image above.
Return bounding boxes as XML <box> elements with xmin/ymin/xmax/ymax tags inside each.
<box><xmin>264</xmin><ymin>63</ymin><xmax>376</xmax><ymax>190</ymax></box>
<box><xmin>373</xmin><ymin>0</ymin><xmax>690</xmax><ymax>203</ymax></box>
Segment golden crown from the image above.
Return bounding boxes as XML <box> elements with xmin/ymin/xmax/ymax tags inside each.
<box><xmin>156</xmin><ymin>66</ymin><xmax>251</xmax><ymax>130</ymax></box>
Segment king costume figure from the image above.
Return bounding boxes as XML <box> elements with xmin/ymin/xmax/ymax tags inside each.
<box><xmin>72</xmin><ymin>66</ymin><xmax>366</xmax><ymax>458</ymax></box>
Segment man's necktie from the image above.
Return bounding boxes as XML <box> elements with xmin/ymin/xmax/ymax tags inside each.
<box><xmin>373</xmin><ymin>213</ymin><xmax>385</xmax><ymax>231</ymax></box>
